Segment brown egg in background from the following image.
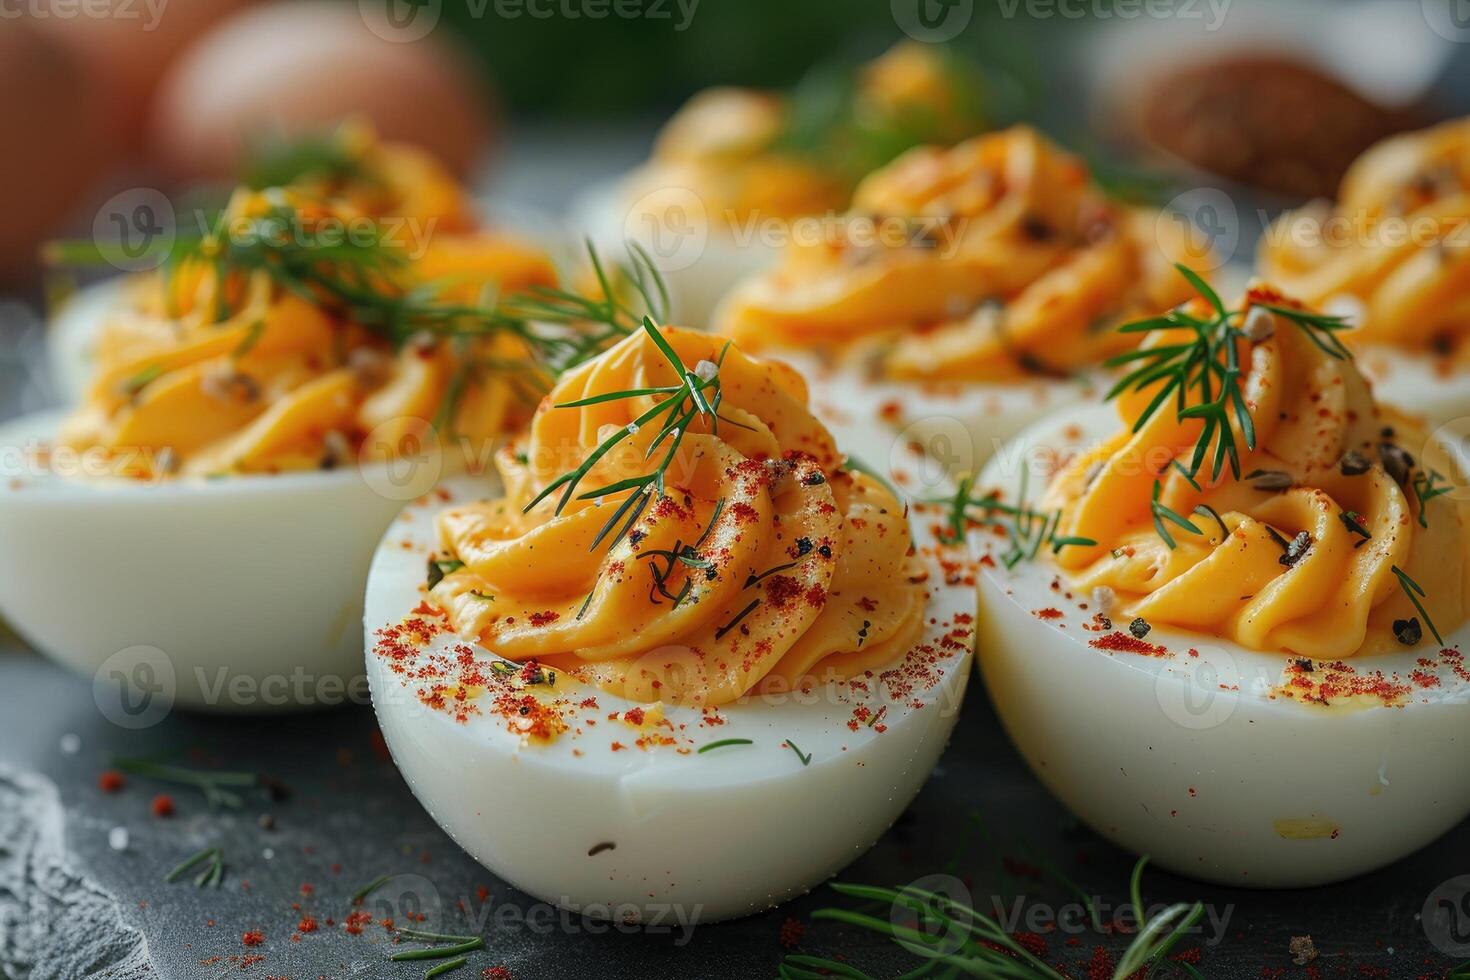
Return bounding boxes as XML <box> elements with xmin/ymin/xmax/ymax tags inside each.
<box><xmin>146</xmin><ymin>1</ymin><xmax>497</xmax><ymax>184</ymax></box>
<box><xmin>32</xmin><ymin>0</ymin><xmax>258</xmax><ymax>147</ymax></box>
<box><xmin>0</xmin><ymin>19</ymin><xmax>108</xmax><ymax>282</ymax></box>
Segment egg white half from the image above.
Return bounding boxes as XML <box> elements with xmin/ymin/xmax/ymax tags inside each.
<box><xmin>48</xmin><ymin>279</ymin><xmax>121</xmax><ymax>405</ymax></box>
<box><xmin>1358</xmin><ymin>344</ymin><xmax>1470</xmax><ymax>433</ymax></box>
<box><xmin>779</xmin><ymin>349</ymin><xmax>1096</xmax><ymax>486</ymax></box>
<box><xmin>973</xmin><ymin>404</ymin><xmax>1470</xmax><ymax>887</ymax></box>
<box><xmin>0</xmin><ymin>409</ymin><xmax>440</xmax><ymax>713</ymax></box>
<box><xmin>364</xmin><ymin>424</ymin><xmax>974</xmax><ymax>923</ymax></box>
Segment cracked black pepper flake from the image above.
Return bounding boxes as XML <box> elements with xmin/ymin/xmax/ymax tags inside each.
<box><xmin>1338</xmin><ymin>450</ymin><xmax>1370</xmax><ymax>476</ymax></box>
<box><xmin>795</xmin><ymin>537</ymin><xmax>814</xmax><ymax>556</ymax></box>
<box><xmin>1247</xmin><ymin>469</ymin><xmax>1293</xmax><ymax>491</ymax></box>
<box><xmin>802</xmin><ymin>471</ymin><xmax>827</xmax><ymax>486</ymax></box>
<box><xmin>1378</xmin><ymin>443</ymin><xmax>1413</xmax><ymax>484</ymax></box>
<box><xmin>1279</xmin><ymin>531</ymin><xmax>1312</xmax><ymax>567</ymax></box>
<box><xmin>1128</xmin><ymin>617</ymin><xmax>1151</xmax><ymax>639</ymax></box>
<box><xmin>1021</xmin><ymin>214</ymin><xmax>1054</xmax><ymax>241</ymax></box>
<box><xmin>1393</xmin><ymin>617</ymin><xmax>1423</xmax><ymax>646</ymax></box>
<box><xmin>1293</xmin><ymin>658</ymin><xmax>1314</xmax><ymax>673</ymax></box>
<box><xmin>817</xmin><ymin>544</ymin><xmax>833</xmax><ymax>559</ymax></box>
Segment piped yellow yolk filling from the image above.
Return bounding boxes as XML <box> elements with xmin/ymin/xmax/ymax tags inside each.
<box><xmin>59</xmin><ymin>141</ymin><xmax>557</xmax><ymax>480</ymax></box>
<box><xmin>622</xmin><ymin>42</ymin><xmax>983</xmax><ymax>225</ymax></box>
<box><xmin>714</xmin><ymin>125</ymin><xmax>1207</xmax><ymax>382</ymax></box>
<box><xmin>1043</xmin><ymin>288</ymin><xmax>1470</xmax><ymax>659</ymax></box>
<box><xmin>1259</xmin><ymin>116</ymin><xmax>1470</xmax><ymax>354</ymax></box>
<box><xmin>430</xmin><ymin>327</ymin><xmax>926</xmax><ymax>706</ymax></box>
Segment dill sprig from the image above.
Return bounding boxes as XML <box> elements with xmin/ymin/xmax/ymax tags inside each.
<box><xmin>242</xmin><ymin>130</ymin><xmax>372</xmax><ymax>191</ymax></box>
<box><xmin>1106</xmin><ymin>265</ymin><xmax>1352</xmax><ymax>484</ymax></box>
<box><xmin>1412</xmin><ymin>469</ymin><xmax>1454</xmax><ymax>529</ymax></box>
<box><xmin>165</xmin><ymin>846</ymin><xmax>224</xmax><ymax>888</ymax></box>
<box><xmin>784</xmin><ymin>739</ymin><xmax>812</xmax><ymax>766</ymax></box>
<box><xmin>1391</xmin><ymin>565</ymin><xmax>1443</xmax><ymax>646</ymax></box>
<box><xmin>524</xmin><ymin>318</ymin><xmax>729</xmax><ymax>556</ymax></box>
<box><xmin>785</xmin><ymin>856</ymin><xmax>1205</xmax><ymax>980</ymax></box>
<box><xmin>1150</xmin><ymin>479</ymin><xmax>1202</xmax><ymax>551</ymax></box>
<box><xmin>110</xmin><ymin>757</ymin><xmax>258</xmax><ymax>810</ymax></box>
<box><xmin>46</xmin><ymin>210</ymin><xmax>652</xmax><ymax>385</ymax></box>
<box><xmin>697</xmin><ymin>738</ymin><xmax>754</xmax><ymax>754</ymax></box>
<box><xmin>636</xmin><ymin>497</ymin><xmax>724</xmax><ymax>608</ymax></box>
<box><xmin>773</xmin><ymin>45</ymin><xmax>991</xmax><ymax>186</ymax></box>
<box><xmin>939</xmin><ymin>471</ymin><xmax>1096</xmax><ymax>567</ymax></box>
<box><xmin>351</xmin><ymin>873</ymin><xmax>400</xmax><ymax>905</ymax></box>
<box><xmin>390</xmin><ymin>928</ymin><xmax>484</xmax><ymax>979</ymax></box>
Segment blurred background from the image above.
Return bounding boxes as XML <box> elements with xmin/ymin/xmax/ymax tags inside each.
<box><xmin>5</xmin><ymin>0</ymin><xmax>1470</xmax><ymax>415</ymax></box>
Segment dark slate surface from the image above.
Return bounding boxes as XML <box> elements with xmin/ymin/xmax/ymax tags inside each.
<box><xmin>0</xmin><ymin>635</ymin><xmax>1465</xmax><ymax>980</ymax></box>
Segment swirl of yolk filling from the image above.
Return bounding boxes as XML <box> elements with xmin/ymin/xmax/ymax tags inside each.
<box><xmin>714</xmin><ymin>125</ymin><xmax>1206</xmax><ymax>382</ymax></box>
<box><xmin>623</xmin><ymin>43</ymin><xmax>984</xmax><ymax>227</ymax></box>
<box><xmin>1259</xmin><ymin>117</ymin><xmax>1470</xmax><ymax>353</ymax></box>
<box><xmin>58</xmin><ymin>139</ymin><xmax>558</xmax><ymax>480</ymax></box>
<box><xmin>1043</xmin><ymin>287</ymin><xmax>1470</xmax><ymax>658</ymax></box>
<box><xmin>430</xmin><ymin>327</ymin><xmax>927</xmax><ymax>706</ymax></box>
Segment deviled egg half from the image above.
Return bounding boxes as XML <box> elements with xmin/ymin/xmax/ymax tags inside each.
<box><xmin>575</xmin><ymin>42</ymin><xmax>991</xmax><ymax>325</ymax></box>
<box><xmin>365</xmin><ymin>323</ymin><xmax>974</xmax><ymax>922</ymax></box>
<box><xmin>970</xmin><ymin>276</ymin><xmax>1470</xmax><ymax>886</ymax></box>
<box><xmin>1260</xmin><ymin>115</ymin><xmax>1470</xmax><ymax>431</ymax></box>
<box><xmin>713</xmin><ymin>125</ymin><xmax>1210</xmax><ymax>484</ymax></box>
<box><xmin>0</xmin><ymin>130</ymin><xmax>609</xmax><ymax>712</ymax></box>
